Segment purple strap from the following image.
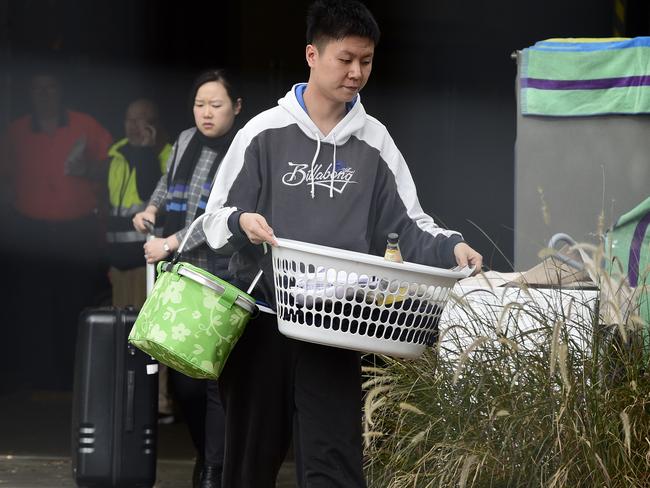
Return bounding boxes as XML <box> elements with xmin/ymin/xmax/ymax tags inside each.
<box><xmin>521</xmin><ymin>75</ymin><xmax>650</xmax><ymax>90</ymax></box>
<box><xmin>627</xmin><ymin>212</ymin><xmax>650</xmax><ymax>287</ymax></box>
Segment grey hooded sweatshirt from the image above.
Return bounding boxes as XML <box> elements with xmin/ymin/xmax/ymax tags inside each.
<box><xmin>203</xmin><ymin>83</ymin><xmax>464</xmax><ymax>307</ymax></box>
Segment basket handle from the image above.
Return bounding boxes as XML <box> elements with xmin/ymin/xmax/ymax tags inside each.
<box><xmin>170</xmin><ymin>213</ymin><xmax>209</xmax><ymax>265</ymax></box>
<box><xmin>168</xmin><ymin>213</ymin><xmax>267</xmax><ymax>296</ymax></box>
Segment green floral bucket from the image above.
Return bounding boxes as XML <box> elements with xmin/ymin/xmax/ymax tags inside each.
<box><xmin>129</xmin><ymin>260</ymin><xmax>257</xmax><ymax>379</ymax></box>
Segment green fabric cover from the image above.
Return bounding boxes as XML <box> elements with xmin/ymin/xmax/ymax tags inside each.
<box><xmin>129</xmin><ymin>261</ymin><xmax>254</xmax><ymax>379</ymax></box>
<box><xmin>606</xmin><ymin>196</ymin><xmax>650</xmax><ymax>355</ymax></box>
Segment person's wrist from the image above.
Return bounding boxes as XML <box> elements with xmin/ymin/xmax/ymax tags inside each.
<box><xmin>162</xmin><ymin>239</ymin><xmax>171</xmax><ymax>254</ymax></box>
<box><xmin>228</xmin><ymin>210</ymin><xmax>246</xmax><ymax>237</ymax></box>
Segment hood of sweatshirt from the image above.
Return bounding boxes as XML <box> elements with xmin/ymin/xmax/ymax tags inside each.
<box><xmin>278</xmin><ymin>83</ymin><xmax>367</xmax><ymax>144</ymax></box>
<box><xmin>277</xmin><ymin>84</ymin><xmax>369</xmax><ymax>199</ymax></box>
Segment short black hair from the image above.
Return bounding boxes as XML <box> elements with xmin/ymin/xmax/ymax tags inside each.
<box><xmin>306</xmin><ymin>0</ymin><xmax>380</xmax><ymax>49</ymax></box>
<box><xmin>188</xmin><ymin>68</ymin><xmax>242</xmax><ymax>113</ymax></box>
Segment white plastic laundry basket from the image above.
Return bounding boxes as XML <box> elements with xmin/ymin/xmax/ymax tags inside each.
<box><xmin>272</xmin><ymin>238</ymin><xmax>469</xmax><ymax>358</ymax></box>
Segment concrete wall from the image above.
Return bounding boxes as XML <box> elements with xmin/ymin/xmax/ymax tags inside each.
<box><xmin>514</xmin><ymin>52</ymin><xmax>650</xmax><ymax>268</ymax></box>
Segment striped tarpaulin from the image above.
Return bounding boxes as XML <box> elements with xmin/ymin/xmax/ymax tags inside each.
<box><xmin>520</xmin><ymin>37</ymin><xmax>650</xmax><ymax>116</ymax></box>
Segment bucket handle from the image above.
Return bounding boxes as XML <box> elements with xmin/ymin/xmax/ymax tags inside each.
<box><xmin>167</xmin><ymin>212</ymin><xmax>265</xmax><ymax>301</ymax></box>
<box><xmin>170</xmin><ymin>213</ymin><xmax>209</xmax><ymax>264</ymax></box>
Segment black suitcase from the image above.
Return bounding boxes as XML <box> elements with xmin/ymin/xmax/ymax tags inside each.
<box><xmin>71</xmin><ymin>307</ymin><xmax>158</xmax><ymax>488</ymax></box>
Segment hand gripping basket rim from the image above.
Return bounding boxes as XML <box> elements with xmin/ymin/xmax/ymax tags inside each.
<box><xmin>271</xmin><ymin>237</ymin><xmax>470</xmax><ymax>358</ymax></box>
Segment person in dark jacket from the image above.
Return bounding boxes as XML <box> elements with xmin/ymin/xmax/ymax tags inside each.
<box><xmin>202</xmin><ymin>2</ymin><xmax>483</xmax><ymax>486</ymax></box>
<box><xmin>133</xmin><ymin>69</ymin><xmax>243</xmax><ymax>488</ymax></box>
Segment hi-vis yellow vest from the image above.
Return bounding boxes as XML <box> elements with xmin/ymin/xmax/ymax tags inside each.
<box><xmin>107</xmin><ymin>138</ymin><xmax>171</xmax><ymax>216</ymax></box>
<box><xmin>106</xmin><ymin>139</ymin><xmax>172</xmax><ymax>264</ymax></box>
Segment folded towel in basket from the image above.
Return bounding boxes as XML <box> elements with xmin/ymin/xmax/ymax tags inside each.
<box><xmin>520</xmin><ymin>37</ymin><xmax>650</xmax><ymax>116</ymax></box>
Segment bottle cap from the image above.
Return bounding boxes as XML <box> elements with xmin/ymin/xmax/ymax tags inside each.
<box><xmin>387</xmin><ymin>232</ymin><xmax>399</xmax><ymax>244</ymax></box>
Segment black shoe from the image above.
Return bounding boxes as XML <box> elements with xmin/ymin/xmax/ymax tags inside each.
<box><xmin>199</xmin><ymin>464</ymin><xmax>222</xmax><ymax>488</ymax></box>
<box><xmin>192</xmin><ymin>456</ymin><xmax>204</xmax><ymax>488</ymax></box>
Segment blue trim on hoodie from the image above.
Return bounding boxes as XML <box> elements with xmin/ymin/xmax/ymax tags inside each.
<box><xmin>294</xmin><ymin>83</ymin><xmax>357</xmax><ymax>114</ymax></box>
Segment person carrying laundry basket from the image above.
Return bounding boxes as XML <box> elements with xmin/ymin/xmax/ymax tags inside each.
<box><xmin>201</xmin><ymin>2</ymin><xmax>483</xmax><ymax>487</ymax></box>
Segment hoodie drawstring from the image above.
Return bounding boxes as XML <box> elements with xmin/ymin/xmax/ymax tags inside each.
<box><xmin>330</xmin><ymin>132</ymin><xmax>337</xmax><ymax>198</ymax></box>
<box><xmin>309</xmin><ymin>133</ymin><xmax>321</xmax><ymax>199</ymax></box>
<box><xmin>309</xmin><ymin>132</ymin><xmax>338</xmax><ymax>199</ymax></box>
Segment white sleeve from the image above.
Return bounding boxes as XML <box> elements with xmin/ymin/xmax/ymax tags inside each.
<box><xmin>202</xmin><ymin>129</ymin><xmax>251</xmax><ymax>250</ymax></box>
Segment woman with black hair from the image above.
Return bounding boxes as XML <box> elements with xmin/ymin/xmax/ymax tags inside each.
<box><xmin>133</xmin><ymin>69</ymin><xmax>243</xmax><ymax>488</ymax></box>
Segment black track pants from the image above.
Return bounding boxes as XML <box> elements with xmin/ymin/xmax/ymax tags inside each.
<box><xmin>218</xmin><ymin>312</ymin><xmax>366</xmax><ymax>488</ymax></box>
